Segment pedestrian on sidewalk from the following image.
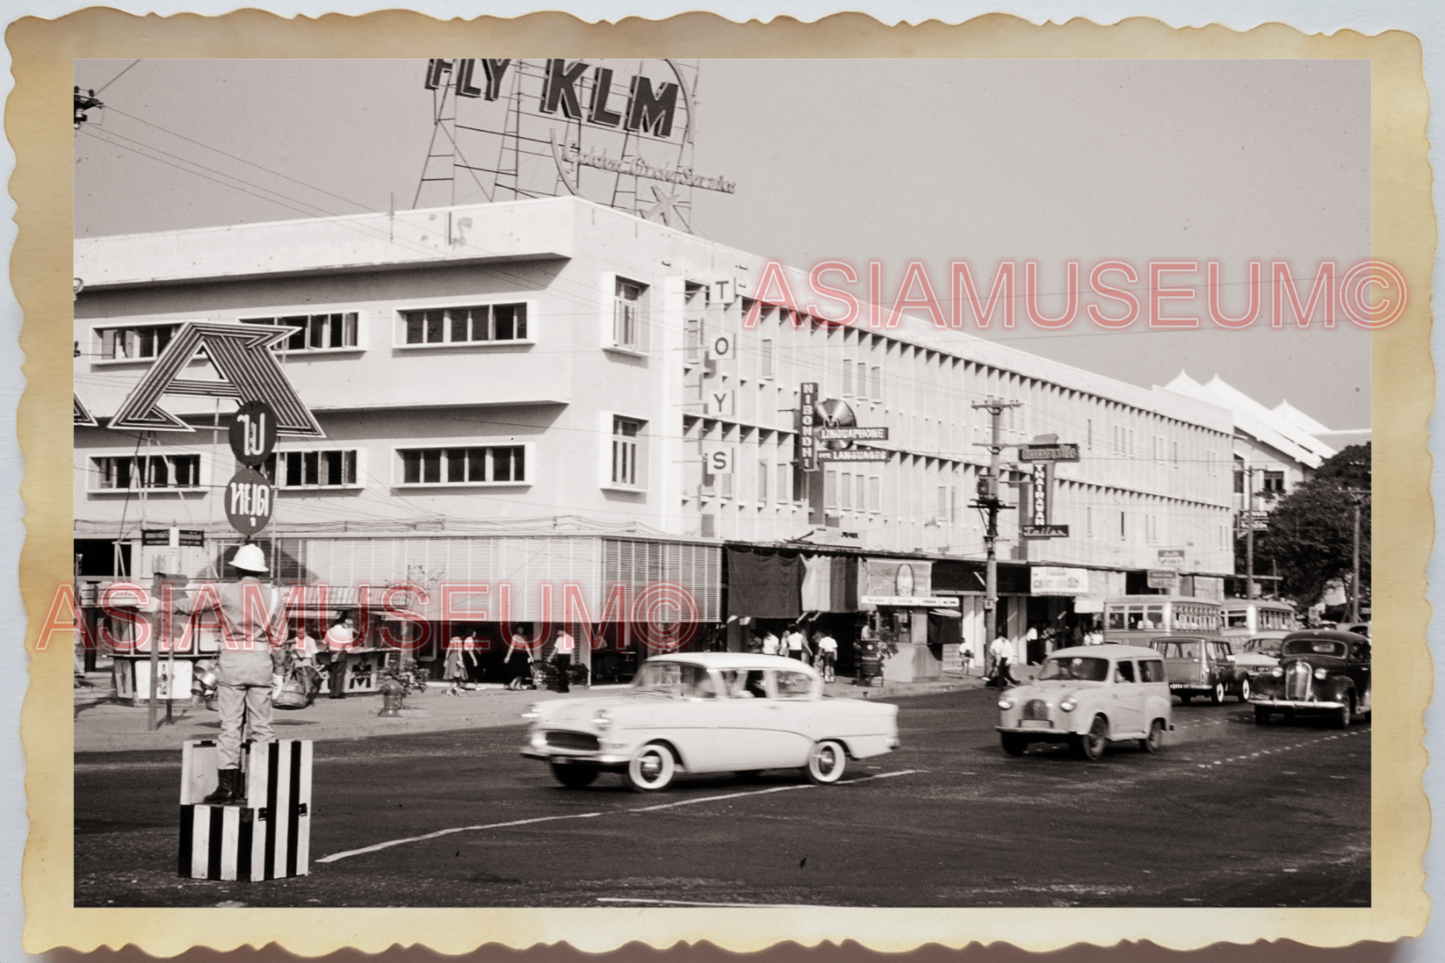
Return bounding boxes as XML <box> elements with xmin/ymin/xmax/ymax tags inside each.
<box><xmin>444</xmin><ymin>631</ymin><xmax>468</xmax><ymax>696</ymax></box>
<box><xmin>761</xmin><ymin>627</ymin><xmax>780</xmax><ymax>657</ymax></box>
<box><xmin>815</xmin><ymin>630</ymin><xmax>838</xmax><ymax>682</ymax></box>
<box><xmin>786</xmin><ymin>624</ymin><xmax>811</xmax><ymax>662</ymax></box>
<box><xmin>322</xmin><ymin>615</ymin><xmax>355</xmax><ymax>699</ymax></box>
<box><xmin>553</xmin><ymin>628</ymin><xmax>576</xmax><ymax>693</ymax></box>
<box><xmin>504</xmin><ymin>630</ymin><xmax>535</xmax><ymax>690</ymax></box>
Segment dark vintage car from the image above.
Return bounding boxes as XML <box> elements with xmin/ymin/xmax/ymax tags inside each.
<box><xmin>1248</xmin><ymin>630</ymin><xmax>1371</xmax><ymax>728</ymax></box>
<box><xmin>1148</xmin><ymin>635</ymin><xmax>1250</xmax><ymax>704</ymax></box>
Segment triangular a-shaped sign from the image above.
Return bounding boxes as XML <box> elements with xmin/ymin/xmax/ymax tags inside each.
<box><xmin>74</xmin><ymin>393</ymin><xmax>98</xmax><ymax>427</ymax></box>
<box><xmin>108</xmin><ymin>322</ymin><xmax>324</xmax><ymax>437</ymax></box>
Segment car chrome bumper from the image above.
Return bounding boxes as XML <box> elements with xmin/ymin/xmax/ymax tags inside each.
<box><xmin>996</xmin><ymin>724</ymin><xmax>1075</xmax><ymax>737</ymax></box>
<box><xmin>520</xmin><ymin>747</ymin><xmax>631</xmax><ymax>767</ymax></box>
<box><xmin>1249</xmin><ymin>698</ymin><xmax>1345</xmax><ymax>710</ymax></box>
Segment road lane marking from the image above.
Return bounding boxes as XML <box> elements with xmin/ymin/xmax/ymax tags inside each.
<box><xmin>1187</xmin><ymin>729</ymin><xmax>1368</xmax><ymax>770</ymax></box>
<box><xmin>629</xmin><ymin>771</ymin><xmax>922</xmax><ymax>812</ymax></box>
<box><xmin>598</xmin><ymin>897</ymin><xmax>818</xmax><ymax>908</ymax></box>
<box><xmin>318</xmin><ymin>770</ymin><xmax>922</xmax><ymax>863</ymax></box>
<box><xmin>316</xmin><ymin>812</ymin><xmax>604</xmax><ymax>864</ymax></box>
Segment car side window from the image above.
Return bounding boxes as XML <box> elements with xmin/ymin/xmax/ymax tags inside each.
<box><xmin>774</xmin><ymin>670</ymin><xmax>813</xmax><ymax>699</ymax></box>
<box><xmin>1114</xmin><ymin>660</ymin><xmax>1136</xmax><ymax>684</ymax></box>
<box><xmin>1139</xmin><ymin>659</ymin><xmax>1166</xmax><ymax>683</ymax></box>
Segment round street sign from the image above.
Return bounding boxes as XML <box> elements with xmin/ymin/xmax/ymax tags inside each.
<box><xmin>228</xmin><ymin>400</ymin><xmax>278</xmax><ymax>467</ymax></box>
<box><xmin>225</xmin><ymin>467</ymin><xmax>274</xmax><ymax>536</ymax></box>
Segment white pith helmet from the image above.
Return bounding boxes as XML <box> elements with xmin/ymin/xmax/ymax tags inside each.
<box><xmin>232</xmin><ymin>543</ymin><xmax>268</xmax><ymax>573</ymax></box>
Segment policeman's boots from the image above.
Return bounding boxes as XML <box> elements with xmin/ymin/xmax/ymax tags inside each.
<box><xmin>202</xmin><ymin>768</ymin><xmax>243</xmax><ymax>805</ymax></box>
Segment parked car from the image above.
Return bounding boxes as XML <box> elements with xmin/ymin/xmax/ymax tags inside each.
<box><xmin>1230</xmin><ymin>636</ymin><xmax>1286</xmax><ymax>673</ymax></box>
<box><xmin>1249</xmin><ymin>630</ymin><xmax>1371</xmax><ymax>728</ymax></box>
<box><xmin>1148</xmin><ymin>635</ymin><xmax>1250</xmax><ymax>704</ymax></box>
<box><xmin>995</xmin><ymin>644</ymin><xmax>1173</xmax><ymax>761</ymax></box>
<box><xmin>520</xmin><ymin>653</ymin><xmax>899</xmax><ymax>792</ymax></box>
<box><xmin>1337</xmin><ymin>621</ymin><xmax>1371</xmax><ymax>640</ymax></box>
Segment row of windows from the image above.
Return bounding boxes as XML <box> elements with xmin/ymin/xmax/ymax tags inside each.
<box><xmin>242</xmin><ymin>313</ymin><xmax>359</xmax><ymax>351</ymax></box>
<box><xmin>92</xmin><ymin>454</ymin><xmax>201</xmax><ymax>490</ymax></box>
<box><xmin>1234</xmin><ymin>469</ymin><xmax>1287</xmax><ymax>494</ymax></box>
<box><xmin>400</xmin><ymin>445</ymin><xmax>526</xmax><ymax>485</ymax></box>
<box><xmin>401</xmin><ymin>303</ymin><xmax>528</xmax><ymax>345</ymax></box>
<box><xmin>262</xmin><ymin>449</ymin><xmax>359</xmax><ymax>489</ymax></box>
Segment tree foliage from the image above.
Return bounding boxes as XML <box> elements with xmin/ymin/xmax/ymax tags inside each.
<box><xmin>1246</xmin><ymin>443</ymin><xmax>1370</xmax><ymax>607</ymax></box>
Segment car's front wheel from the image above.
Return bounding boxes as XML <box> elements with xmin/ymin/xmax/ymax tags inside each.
<box><xmin>1139</xmin><ymin>718</ymin><xmax>1165</xmax><ymax>753</ymax></box>
<box><xmin>1237</xmin><ymin>677</ymin><xmax>1251</xmax><ymax>703</ymax></box>
<box><xmin>550</xmin><ymin>763</ymin><xmax>598</xmax><ymax>788</ymax></box>
<box><xmin>1334</xmin><ymin>700</ymin><xmax>1353</xmax><ymax>730</ymax></box>
<box><xmin>626</xmin><ymin>743</ymin><xmax>677</xmax><ymax>793</ymax></box>
<box><xmin>1000</xmin><ymin>733</ymin><xmax>1029</xmax><ymax>756</ymax></box>
<box><xmin>1073</xmin><ymin>715</ymin><xmax>1109</xmax><ymax>761</ymax></box>
<box><xmin>1210</xmin><ymin>682</ymin><xmax>1225</xmax><ymax>705</ymax></box>
<box><xmin>806</xmin><ymin>740</ymin><xmax>848</xmax><ymax>784</ymax></box>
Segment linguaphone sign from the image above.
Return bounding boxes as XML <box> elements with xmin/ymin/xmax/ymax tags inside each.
<box><xmin>417</xmin><ymin>59</ymin><xmax>735</xmax><ymax>229</ymax></box>
<box><xmin>796</xmin><ymin>383</ymin><xmax>890</xmax><ymax>470</ymax></box>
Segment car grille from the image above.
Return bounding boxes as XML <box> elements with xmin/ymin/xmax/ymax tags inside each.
<box><xmin>1023</xmin><ymin>699</ymin><xmax>1051</xmax><ymax>722</ymax></box>
<box><xmin>544</xmin><ymin>731</ymin><xmax>600</xmax><ymax>752</ymax></box>
<box><xmin>1284</xmin><ymin>661</ymin><xmax>1312</xmax><ymax>701</ymax></box>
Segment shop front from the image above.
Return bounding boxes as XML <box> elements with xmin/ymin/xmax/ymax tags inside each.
<box><xmin>931</xmin><ymin>559</ymin><xmax>1032</xmax><ymax>670</ymax></box>
<box><xmin>858</xmin><ymin>558</ymin><xmax>958</xmax><ymax>684</ymax></box>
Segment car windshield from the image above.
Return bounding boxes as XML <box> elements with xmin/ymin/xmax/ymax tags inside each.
<box><xmin>1038</xmin><ymin>657</ymin><xmax>1109</xmax><ymax>682</ymax></box>
<box><xmin>1244</xmin><ymin>638</ymin><xmax>1282</xmax><ymax>656</ymax></box>
<box><xmin>1153</xmin><ymin>641</ymin><xmax>1201</xmax><ymax>659</ymax></box>
<box><xmin>1281</xmin><ymin>639</ymin><xmax>1348</xmax><ymax>658</ymax></box>
<box><xmin>632</xmin><ymin>662</ymin><xmax>717</xmax><ymax>698</ymax></box>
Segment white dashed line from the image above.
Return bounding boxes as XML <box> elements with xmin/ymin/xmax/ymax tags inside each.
<box><xmin>320</xmin><ymin>770</ymin><xmax>923</xmax><ymax>863</ymax></box>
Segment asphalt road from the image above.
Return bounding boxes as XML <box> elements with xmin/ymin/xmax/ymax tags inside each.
<box><xmin>75</xmin><ymin>688</ymin><xmax>1370</xmax><ymax>908</ymax></box>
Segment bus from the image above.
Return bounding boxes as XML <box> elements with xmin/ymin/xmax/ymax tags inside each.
<box><xmin>1102</xmin><ymin>595</ymin><xmax>1225</xmax><ymax>644</ymax></box>
<box><xmin>1221</xmin><ymin>598</ymin><xmax>1299</xmax><ymax>642</ymax></box>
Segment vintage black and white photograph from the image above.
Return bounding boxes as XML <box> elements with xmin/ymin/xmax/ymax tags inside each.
<box><xmin>70</xmin><ymin>55</ymin><xmax>1378</xmax><ymax>910</ymax></box>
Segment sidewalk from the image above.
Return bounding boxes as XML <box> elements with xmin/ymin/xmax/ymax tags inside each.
<box><xmin>72</xmin><ymin>668</ymin><xmax>989</xmax><ymax>754</ymax></box>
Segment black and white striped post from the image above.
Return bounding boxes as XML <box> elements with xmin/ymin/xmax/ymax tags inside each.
<box><xmin>179</xmin><ymin>739</ymin><xmax>312</xmax><ymax>881</ymax></box>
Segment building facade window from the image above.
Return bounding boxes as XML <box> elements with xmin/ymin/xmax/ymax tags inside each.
<box><xmin>398</xmin><ymin>445</ymin><xmax>527</xmax><ymax>485</ymax></box>
<box><xmin>842</xmin><ymin>358</ymin><xmax>854</xmax><ymax>396</ymax></box>
<box><xmin>1206</xmin><ymin>449</ymin><xmax>1218</xmax><ymax>475</ymax></box>
<box><xmin>613</xmin><ymin>279</ymin><xmax>646</xmax><ymax>350</ymax></box>
<box><xmin>757</xmin><ymin>461</ymin><xmax>769</xmax><ymax>503</ymax></box>
<box><xmin>401</xmin><ymin>303</ymin><xmax>527</xmax><ymax>346</ymax></box>
<box><xmin>868</xmin><ymin>475</ymin><xmax>882</xmax><ymax>512</ymax></box>
<box><xmin>263</xmin><ymin>449</ymin><xmax>359</xmax><ymax>489</ymax></box>
<box><xmin>243</xmin><ymin>313</ymin><xmax>359</xmax><ymax>351</ymax></box>
<box><xmin>612</xmin><ymin>417</ymin><xmax>642</xmax><ymax>487</ymax></box>
<box><xmin>870</xmin><ymin>365</ymin><xmax>883</xmax><ymax>402</ymax></box>
<box><xmin>840</xmin><ymin>472</ymin><xmax>852</xmax><ymax>510</ymax></box>
<box><xmin>1234</xmin><ymin>470</ymin><xmax>1246</xmax><ymax>494</ymax></box>
<box><xmin>96</xmin><ymin>323</ymin><xmax>180</xmax><ymax>361</ymax></box>
<box><xmin>685</xmin><ymin>318</ymin><xmax>702</xmax><ymax>363</ymax></box>
<box><xmin>760</xmin><ymin>339</ymin><xmax>774</xmax><ymax>378</ymax></box>
<box><xmin>91</xmin><ymin>454</ymin><xmax>201</xmax><ymax>491</ymax></box>
<box><xmin>1263</xmin><ymin>470</ymin><xmax>1285</xmax><ymax>494</ymax></box>
<box><xmin>824</xmin><ymin>469</ymin><xmax>838</xmax><ymax>509</ymax></box>
<box><xmin>777</xmin><ymin>462</ymin><xmax>790</xmax><ymax>503</ymax></box>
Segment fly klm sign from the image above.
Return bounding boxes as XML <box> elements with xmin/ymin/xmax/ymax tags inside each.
<box><xmin>426</xmin><ymin>59</ymin><xmax>681</xmax><ymax>137</ymax></box>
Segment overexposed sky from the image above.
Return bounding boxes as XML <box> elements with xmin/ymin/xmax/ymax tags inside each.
<box><xmin>74</xmin><ymin>57</ymin><xmax>1372</xmax><ymax>429</ymax></box>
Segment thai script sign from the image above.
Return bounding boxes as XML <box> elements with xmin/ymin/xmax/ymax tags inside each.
<box><xmin>1030</xmin><ymin>567</ymin><xmax>1090</xmax><ymax>595</ymax></box>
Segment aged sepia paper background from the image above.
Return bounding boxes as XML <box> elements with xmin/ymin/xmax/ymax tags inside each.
<box><xmin>7</xmin><ymin>5</ymin><xmax>1435</xmax><ymax>959</ymax></box>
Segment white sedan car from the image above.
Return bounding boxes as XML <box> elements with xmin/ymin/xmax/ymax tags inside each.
<box><xmin>520</xmin><ymin>652</ymin><xmax>900</xmax><ymax>792</ymax></box>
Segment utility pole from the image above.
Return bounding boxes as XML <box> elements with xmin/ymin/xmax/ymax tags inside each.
<box><xmin>1342</xmin><ymin>488</ymin><xmax>1370</xmax><ymax>622</ymax></box>
<box><xmin>1244</xmin><ymin>466</ymin><xmax>1256</xmax><ymax>600</ymax></box>
<box><xmin>971</xmin><ymin>398</ymin><xmax>1020</xmax><ymax>675</ymax></box>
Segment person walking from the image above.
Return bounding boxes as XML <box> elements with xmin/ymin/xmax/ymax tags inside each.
<box><xmin>988</xmin><ymin>633</ymin><xmax>1017</xmax><ymax>688</ymax></box>
<box><xmin>322</xmin><ymin>615</ymin><xmax>354</xmax><ymax>699</ymax></box>
<box><xmin>815</xmin><ymin>630</ymin><xmax>838</xmax><ymax>683</ymax></box>
<box><xmin>165</xmin><ymin>542</ymin><xmax>282</xmax><ymax>804</ymax></box>
<box><xmin>444</xmin><ymin>631</ymin><xmax>468</xmax><ymax>696</ymax></box>
<box><xmin>504</xmin><ymin>629</ymin><xmax>535</xmax><ymax>690</ymax></box>
<box><xmin>786</xmin><ymin>625</ymin><xmax>811</xmax><ymax>663</ymax></box>
<box><xmin>761</xmin><ymin>627</ymin><xmax>781</xmax><ymax>657</ymax></box>
<box><xmin>553</xmin><ymin>628</ymin><xmax>576</xmax><ymax>693</ymax></box>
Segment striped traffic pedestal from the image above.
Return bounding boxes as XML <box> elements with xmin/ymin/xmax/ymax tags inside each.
<box><xmin>179</xmin><ymin>739</ymin><xmax>312</xmax><ymax>881</ymax></box>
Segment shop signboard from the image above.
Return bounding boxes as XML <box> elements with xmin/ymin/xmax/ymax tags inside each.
<box><xmin>1018</xmin><ymin>442</ymin><xmax>1080</xmax><ymax>462</ymax></box>
<box><xmin>1020</xmin><ymin>461</ymin><xmax>1068</xmax><ymax>539</ymax></box>
<box><xmin>703</xmin><ymin>446</ymin><xmax>734</xmax><ymax>475</ymax></box>
<box><xmin>141</xmin><ymin>529</ymin><xmax>206</xmax><ymax>548</ymax></box>
<box><xmin>860</xmin><ymin>595</ymin><xmax>959</xmax><ymax>608</ymax></box>
<box><xmin>1157</xmin><ymin>548</ymin><xmax>1186</xmax><ymax>568</ymax></box>
<box><xmin>798</xmin><ymin>382</ymin><xmax>819</xmax><ymax>471</ymax></box>
<box><xmin>1238</xmin><ymin>510</ymin><xmax>1270</xmax><ymax>532</ymax></box>
<box><xmin>817</xmin><ymin>448</ymin><xmax>890</xmax><ymax>462</ymax></box>
<box><xmin>1031</xmin><ymin>566</ymin><xmax>1090</xmax><ymax>595</ymax></box>
<box><xmin>1147</xmin><ymin>569</ymin><xmax>1181</xmax><ymax>591</ymax></box>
